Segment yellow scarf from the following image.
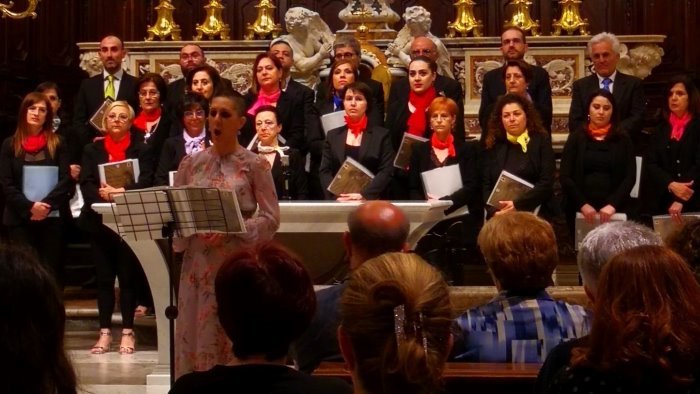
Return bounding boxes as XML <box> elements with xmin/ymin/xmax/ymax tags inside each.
<box><xmin>506</xmin><ymin>130</ymin><xmax>530</xmax><ymax>153</ymax></box>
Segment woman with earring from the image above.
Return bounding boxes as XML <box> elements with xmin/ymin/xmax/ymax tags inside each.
<box><xmin>240</xmin><ymin>52</ymin><xmax>306</xmax><ymax>152</ymax></box>
<box><xmin>646</xmin><ymin>75</ymin><xmax>700</xmax><ymax>222</ymax></box>
<box><xmin>79</xmin><ymin>101</ymin><xmax>154</xmax><ymax>355</ymax></box>
<box><xmin>560</xmin><ymin>89</ymin><xmax>635</xmax><ymax>231</ymax></box>
<box><xmin>0</xmin><ymin>92</ymin><xmax>74</xmax><ymax>287</ymax></box>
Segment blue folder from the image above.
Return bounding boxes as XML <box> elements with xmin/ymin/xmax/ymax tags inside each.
<box><xmin>23</xmin><ymin>165</ymin><xmax>59</xmax><ymax>218</ymax></box>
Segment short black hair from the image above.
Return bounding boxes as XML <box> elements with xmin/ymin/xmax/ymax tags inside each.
<box><xmin>176</xmin><ymin>92</ymin><xmax>209</xmax><ymax>121</ymax></box>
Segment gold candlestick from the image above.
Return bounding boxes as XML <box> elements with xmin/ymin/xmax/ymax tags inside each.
<box><xmin>552</xmin><ymin>0</ymin><xmax>589</xmax><ymax>36</ymax></box>
<box><xmin>195</xmin><ymin>0</ymin><xmax>231</xmax><ymax>40</ymax></box>
<box><xmin>504</xmin><ymin>0</ymin><xmax>540</xmax><ymax>36</ymax></box>
<box><xmin>245</xmin><ymin>0</ymin><xmax>282</xmax><ymax>40</ymax></box>
<box><xmin>146</xmin><ymin>0</ymin><xmax>181</xmax><ymax>41</ymax></box>
<box><xmin>447</xmin><ymin>0</ymin><xmax>483</xmax><ymax>37</ymax></box>
<box><xmin>1</xmin><ymin>0</ymin><xmax>40</xmax><ymax>19</ymax></box>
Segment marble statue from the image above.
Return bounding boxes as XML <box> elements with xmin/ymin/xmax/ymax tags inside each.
<box><xmin>385</xmin><ymin>6</ymin><xmax>453</xmax><ymax>78</ymax></box>
<box><xmin>278</xmin><ymin>7</ymin><xmax>335</xmax><ymax>89</ymax></box>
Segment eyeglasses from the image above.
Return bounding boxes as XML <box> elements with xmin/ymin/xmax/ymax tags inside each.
<box><xmin>107</xmin><ymin>113</ymin><xmax>130</xmax><ymax>122</ymax></box>
<box><xmin>184</xmin><ymin>110</ymin><xmax>206</xmax><ymax>119</ymax></box>
<box><xmin>411</xmin><ymin>49</ymin><xmax>433</xmax><ymax>56</ymax></box>
<box><xmin>334</xmin><ymin>52</ymin><xmax>356</xmax><ymax>60</ymax></box>
<box><xmin>138</xmin><ymin>90</ymin><xmax>160</xmax><ymax>98</ymax></box>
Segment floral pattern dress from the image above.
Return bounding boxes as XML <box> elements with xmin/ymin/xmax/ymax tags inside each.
<box><xmin>173</xmin><ymin>145</ymin><xmax>280</xmax><ymax>378</ymax></box>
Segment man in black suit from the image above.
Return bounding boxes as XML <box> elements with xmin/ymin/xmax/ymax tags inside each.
<box><xmin>387</xmin><ymin>36</ymin><xmax>466</xmax><ymax>141</ymax></box>
<box><xmin>568</xmin><ymin>32</ymin><xmax>645</xmax><ymax>145</ymax></box>
<box><xmin>331</xmin><ymin>37</ymin><xmax>385</xmax><ymax>122</ymax></box>
<box><xmin>166</xmin><ymin>44</ymin><xmax>207</xmax><ymax>112</ymax></box>
<box><xmin>73</xmin><ymin>35</ymin><xmax>139</xmax><ymax>153</ymax></box>
<box><xmin>479</xmin><ymin>27</ymin><xmax>552</xmax><ymax>136</ymax></box>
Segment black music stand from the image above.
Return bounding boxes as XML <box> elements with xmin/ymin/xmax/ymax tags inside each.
<box><xmin>111</xmin><ymin>186</ymin><xmax>246</xmax><ymax>387</ymax></box>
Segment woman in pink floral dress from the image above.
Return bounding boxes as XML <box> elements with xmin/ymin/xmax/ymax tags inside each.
<box><xmin>173</xmin><ymin>90</ymin><xmax>280</xmax><ymax>378</ymax></box>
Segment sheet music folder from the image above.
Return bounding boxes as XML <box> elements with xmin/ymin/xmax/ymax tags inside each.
<box><xmin>112</xmin><ymin>186</ymin><xmax>247</xmax><ymax>242</ymax></box>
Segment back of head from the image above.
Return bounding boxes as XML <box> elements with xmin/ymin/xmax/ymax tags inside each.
<box><xmin>0</xmin><ymin>244</ymin><xmax>76</xmax><ymax>394</ymax></box>
<box><xmin>347</xmin><ymin>201</ymin><xmax>409</xmax><ymax>259</ymax></box>
<box><xmin>573</xmin><ymin>245</ymin><xmax>700</xmax><ymax>387</ymax></box>
<box><xmin>577</xmin><ymin>221</ymin><xmax>661</xmax><ymax>294</ymax></box>
<box><xmin>215</xmin><ymin>242</ymin><xmax>316</xmax><ymax>361</ymax></box>
<box><xmin>340</xmin><ymin>252</ymin><xmax>452</xmax><ymax>394</ymax></box>
<box><xmin>478</xmin><ymin>212</ymin><xmax>557</xmax><ymax>292</ymax></box>
<box><xmin>665</xmin><ymin>218</ymin><xmax>700</xmax><ymax>281</ymax></box>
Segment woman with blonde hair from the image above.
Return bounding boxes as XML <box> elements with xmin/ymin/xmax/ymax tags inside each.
<box><xmin>338</xmin><ymin>252</ymin><xmax>453</xmax><ymax>394</ymax></box>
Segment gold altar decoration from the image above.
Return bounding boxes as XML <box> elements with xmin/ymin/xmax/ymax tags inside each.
<box><xmin>1</xmin><ymin>0</ymin><xmax>40</xmax><ymax>19</ymax></box>
<box><xmin>504</xmin><ymin>0</ymin><xmax>540</xmax><ymax>36</ymax></box>
<box><xmin>354</xmin><ymin>4</ymin><xmax>373</xmax><ymax>42</ymax></box>
<box><xmin>552</xmin><ymin>0</ymin><xmax>589</xmax><ymax>36</ymax></box>
<box><xmin>195</xmin><ymin>0</ymin><xmax>230</xmax><ymax>40</ymax></box>
<box><xmin>446</xmin><ymin>0</ymin><xmax>483</xmax><ymax>38</ymax></box>
<box><xmin>145</xmin><ymin>0</ymin><xmax>181</xmax><ymax>41</ymax></box>
<box><xmin>245</xmin><ymin>0</ymin><xmax>282</xmax><ymax>40</ymax></box>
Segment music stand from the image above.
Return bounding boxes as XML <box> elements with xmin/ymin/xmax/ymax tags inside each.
<box><xmin>111</xmin><ymin>186</ymin><xmax>246</xmax><ymax>386</ymax></box>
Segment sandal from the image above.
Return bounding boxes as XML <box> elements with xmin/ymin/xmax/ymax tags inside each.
<box><xmin>90</xmin><ymin>330</ymin><xmax>112</xmax><ymax>354</ymax></box>
<box><xmin>134</xmin><ymin>305</ymin><xmax>150</xmax><ymax>318</ymax></box>
<box><xmin>119</xmin><ymin>330</ymin><xmax>136</xmax><ymax>355</ymax></box>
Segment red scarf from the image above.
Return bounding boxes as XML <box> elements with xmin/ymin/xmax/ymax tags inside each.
<box><xmin>104</xmin><ymin>133</ymin><xmax>131</xmax><ymax>162</ymax></box>
<box><xmin>407</xmin><ymin>87</ymin><xmax>436</xmax><ymax>136</ymax></box>
<box><xmin>22</xmin><ymin>132</ymin><xmax>47</xmax><ymax>154</ymax></box>
<box><xmin>587</xmin><ymin>123</ymin><xmax>611</xmax><ymax>139</ymax></box>
<box><xmin>431</xmin><ymin>133</ymin><xmax>456</xmax><ymax>158</ymax></box>
<box><xmin>670</xmin><ymin>112</ymin><xmax>692</xmax><ymax>141</ymax></box>
<box><xmin>344</xmin><ymin>114</ymin><xmax>368</xmax><ymax>138</ymax></box>
<box><xmin>247</xmin><ymin>89</ymin><xmax>281</xmax><ymax>116</ymax></box>
<box><xmin>132</xmin><ymin>108</ymin><xmax>161</xmax><ymax>132</ymax></box>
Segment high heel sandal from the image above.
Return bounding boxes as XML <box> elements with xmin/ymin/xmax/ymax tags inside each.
<box><xmin>90</xmin><ymin>330</ymin><xmax>112</xmax><ymax>354</ymax></box>
<box><xmin>119</xmin><ymin>330</ymin><xmax>136</xmax><ymax>355</ymax></box>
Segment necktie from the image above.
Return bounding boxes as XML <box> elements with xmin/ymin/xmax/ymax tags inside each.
<box><xmin>602</xmin><ymin>77</ymin><xmax>612</xmax><ymax>92</ymax></box>
<box><xmin>105</xmin><ymin>75</ymin><xmax>115</xmax><ymax>99</ymax></box>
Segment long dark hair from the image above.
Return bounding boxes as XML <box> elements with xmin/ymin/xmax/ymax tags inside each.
<box><xmin>485</xmin><ymin>93</ymin><xmax>545</xmax><ymax>150</ymax></box>
<box><xmin>583</xmin><ymin>89</ymin><xmax>624</xmax><ymax>141</ymax></box>
<box><xmin>663</xmin><ymin>74</ymin><xmax>700</xmax><ymax>119</ymax></box>
<box><xmin>0</xmin><ymin>244</ymin><xmax>77</xmax><ymax>394</ymax></box>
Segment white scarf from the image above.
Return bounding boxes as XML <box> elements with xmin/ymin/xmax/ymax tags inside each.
<box><xmin>183</xmin><ymin>128</ymin><xmax>207</xmax><ymax>155</ymax></box>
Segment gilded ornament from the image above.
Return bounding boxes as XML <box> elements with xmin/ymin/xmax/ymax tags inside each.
<box><xmin>447</xmin><ymin>0</ymin><xmax>483</xmax><ymax>37</ymax></box>
<box><xmin>245</xmin><ymin>0</ymin><xmax>282</xmax><ymax>40</ymax></box>
<box><xmin>504</xmin><ymin>0</ymin><xmax>540</xmax><ymax>36</ymax></box>
<box><xmin>552</xmin><ymin>0</ymin><xmax>589</xmax><ymax>36</ymax></box>
<box><xmin>146</xmin><ymin>0</ymin><xmax>182</xmax><ymax>41</ymax></box>
<box><xmin>195</xmin><ymin>0</ymin><xmax>231</xmax><ymax>41</ymax></box>
<box><xmin>1</xmin><ymin>0</ymin><xmax>40</xmax><ymax>19</ymax></box>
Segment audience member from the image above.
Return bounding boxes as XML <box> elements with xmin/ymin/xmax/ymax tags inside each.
<box><xmin>0</xmin><ymin>244</ymin><xmax>77</xmax><ymax>394</ymax></box>
<box><xmin>479</xmin><ymin>27</ymin><xmax>552</xmax><ymax>136</ymax></box>
<box><xmin>73</xmin><ymin>35</ymin><xmax>138</xmax><ymax>155</ymax></box>
<box><xmin>292</xmin><ymin>201</ymin><xmax>409</xmax><ymax>373</ymax></box>
<box><xmin>453</xmin><ymin>212</ymin><xmax>591</xmax><ymax>363</ymax></box>
<box><xmin>338</xmin><ymin>252</ymin><xmax>453</xmax><ymax>394</ymax></box>
<box><xmin>172</xmin><ymin>90</ymin><xmax>279</xmax><ymax>377</ymax></box>
<box><xmin>540</xmin><ymin>246</ymin><xmax>700</xmax><ymax>393</ymax></box>
<box><xmin>666</xmin><ymin>218</ymin><xmax>700</xmax><ymax>279</ymax></box>
<box><xmin>388</xmin><ymin>37</ymin><xmax>465</xmax><ymax>141</ymax></box>
<box><xmin>171</xmin><ymin>243</ymin><xmax>352</xmax><ymax>393</ymax></box>
<box><xmin>319</xmin><ymin>82</ymin><xmax>394</xmax><ymax>201</ymax></box>
<box><xmin>645</xmin><ymin>75</ymin><xmax>700</xmax><ymax>220</ymax></box>
<box><xmin>569</xmin><ymin>32</ymin><xmax>645</xmax><ymax>148</ymax></box>
<box><xmin>535</xmin><ymin>221</ymin><xmax>662</xmax><ymax>390</ymax></box>
<box><xmin>482</xmin><ymin>93</ymin><xmax>555</xmax><ymax>217</ymax></box>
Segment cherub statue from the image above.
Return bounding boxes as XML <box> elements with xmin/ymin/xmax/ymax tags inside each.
<box><xmin>278</xmin><ymin>7</ymin><xmax>335</xmax><ymax>89</ymax></box>
<box><xmin>385</xmin><ymin>6</ymin><xmax>453</xmax><ymax>78</ymax></box>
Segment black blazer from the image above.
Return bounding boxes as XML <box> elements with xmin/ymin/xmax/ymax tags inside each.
<box><xmin>559</xmin><ymin>129</ymin><xmax>636</xmax><ymax>211</ymax></box>
<box><xmin>240</xmin><ymin>90</ymin><xmax>307</xmax><ymax>153</ymax></box>
<box><xmin>130</xmin><ymin>111</ymin><xmax>172</xmax><ymax>169</ymax></box>
<box><xmin>478</xmin><ymin>65</ymin><xmax>553</xmax><ymax>135</ymax></box>
<box><xmin>165</xmin><ymin>77</ymin><xmax>235</xmax><ymax>137</ymax></box>
<box><xmin>73</xmin><ymin>72</ymin><xmax>139</xmax><ymax>151</ymax></box>
<box><xmin>319</xmin><ymin>125</ymin><xmax>395</xmax><ymax>200</ymax></box>
<box><xmin>0</xmin><ymin>136</ymin><xmax>74</xmax><ymax>226</ymax></box>
<box><xmin>645</xmin><ymin>117</ymin><xmax>700</xmax><ymax>213</ymax></box>
<box><xmin>569</xmin><ymin>72</ymin><xmax>645</xmax><ymax>138</ymax></box>
<box><xmin>408</xmin><ymin>139</ymin><xmax>480</xmax><ymax>214</ymax></box>
<box><xmin>153</xmin><ymin>133</ymin><xmax>211</xmax><ymax>186</ymax></box>
<box><xmin>388</xmin><ymin>75</ymin><xmax>466</xmax><ymax>142</ymax></box>
<box><xmin>482</xmin><ymin>132</ymin><xmax>555</xmax><ymax>213</ymax></box>
<box><xmin>78</xmin><ymin>136</ymin><xmax>154</xmax><ymax>232</ymax></box>
<box><xmin>250</xmin><ymin>146</ymin><xmax>309</xmax><ymax>200</ymax></box>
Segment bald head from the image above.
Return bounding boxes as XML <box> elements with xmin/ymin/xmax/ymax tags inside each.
<box><xmin>410</xmin><ymin>36</ymin><xmax>438</xmax><ymax>62</ymax></box>
<box><xmin>347</xmin><ymin>201</ymin><xmax>409</xmax><ymax>261</ymax></box>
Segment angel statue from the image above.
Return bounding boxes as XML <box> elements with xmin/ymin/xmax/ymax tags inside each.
<box><xmin>278</xmin><ymin>7</ymin><xmax>335</xmax><ymax>89</ymax></box>
<box><xmin>385</xmin><ymin>6</ymin><xmax>453</xmax><ymax>78</ymax></box>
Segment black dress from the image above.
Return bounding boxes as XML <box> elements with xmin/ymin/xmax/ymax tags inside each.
<box><xmin>250</xmin><ymin>145</ymin><xmax>309</xmax><ymax>200</ymax></box>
